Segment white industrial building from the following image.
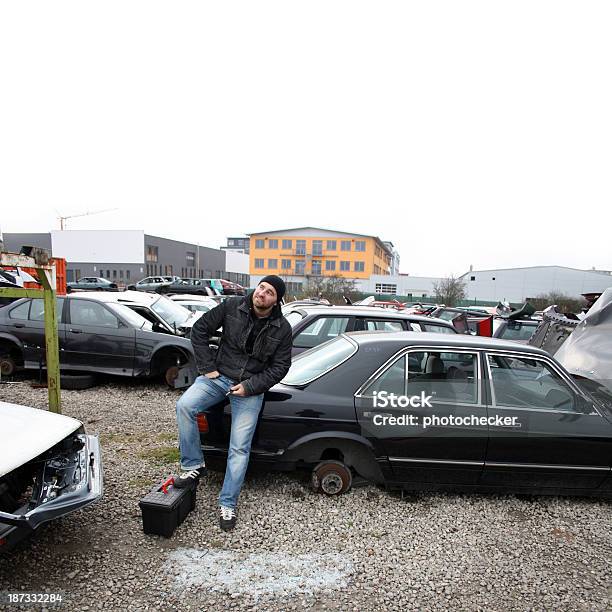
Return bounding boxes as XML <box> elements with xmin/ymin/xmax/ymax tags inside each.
<box><xmin>356</xmin><ymin>274</ymin><xmax>440</xmax><ymax>299</ymax></box>
<box><xmin>461</xmin><ymin>266</ymin><xmax>612</xmax><ymax>303</ymax></box>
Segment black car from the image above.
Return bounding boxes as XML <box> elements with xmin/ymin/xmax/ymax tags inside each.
<box><xmin>160</xmin><ymin>278</ymin><xmax>216</xmax><ymax>296</ymax></box>
<box><xmin>0</xmin><ymin>295</ymin><xmax>196</xmax><ymax>387</ymax></box>
<box><xmin>283</xmin><ymin>305</ymin><xmax>457</xmax><ymax>356</ymax></box>
<box><xmin>66</xmin><ymin>277</ymin><xmax>118</xmax><ymax>292</ymax></box>
<box><xmin>199</xmin><ymin>332</ymin><xmax>612</xmax><ymax>498</ymax></box>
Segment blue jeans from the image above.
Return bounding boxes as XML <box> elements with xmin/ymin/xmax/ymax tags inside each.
<box><xmin>176</xmin><ymin>374</ymin><xmax>263</xmax><ymax>509</ymax></box>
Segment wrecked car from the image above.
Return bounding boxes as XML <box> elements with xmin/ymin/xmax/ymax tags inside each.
<box><xmin>283</xmin><ymin>304</ymin><xmax>457</xmax><ymax>356</ymax></box>
<box><xmin>198</xmin><ymin>331</ymin><xmax>612</xmax><ymax>498</ymax></box>
<box><xmin>0</xmin><ymin>401</ymin><xmax>103</xmax><ymax>553</ymax></box>
<box><xmin>0</xmin><ymin>295</ymin><xmax>197</xmax><ymax>387</ymax></box>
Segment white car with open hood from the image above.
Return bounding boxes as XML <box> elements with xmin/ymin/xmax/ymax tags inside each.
<box><xmin>0</xmin><ymin>401</ymin><xmax>103</xmax><ymax>553</ymax></box>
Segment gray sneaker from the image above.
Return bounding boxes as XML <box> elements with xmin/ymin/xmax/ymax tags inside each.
<box><xmin>219</xmin><ymin>505</ymin><xmax>237</xmax><ymax>531</ymax></box>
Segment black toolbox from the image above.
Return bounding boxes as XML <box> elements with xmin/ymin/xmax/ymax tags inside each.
<box><xmin>139</xmin><ymin>477</ymin><xmax>198</xmax><ymax>537</ymax></box>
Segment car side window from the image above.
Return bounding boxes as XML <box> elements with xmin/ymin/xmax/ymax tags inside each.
<box><xmin>362</xmin><ymin>355</ymin><xmax>406</xmax><ymax>396</ymax></box>
<box><xmin>407</xmin><ymin>350</ymin><xmax>479</xmax><ymax>404</ymax></box>
<box><xmin>294</xmin><ymin>317</ymin><xmax>350</xmax><ymax>349</ymax></box>
<box><xmin>422</xmin><ymin>323</ymin><xmax>455</xmax><ymax>334</ymax></box>
<box><xmin>70</xmin><ymin>300</ymin><xmax>120</xmax><ymax>328</ymax></box>
<box><xmin>488</xmin><ymin>354</ymin><xmax>578</xmax><ymax>411</ymax></box>
<box><xmin>354</xmin><ymin>319</ymin><xmax>404</xmax><ymax>332</ymax></box>
<box><xmin>9</xmin><ymin>300</ymin><xmax>30</xmax><ymax>319</ymax></box>
<box><xmin>29</xmin><ymin>298</ymin><xmax>65</xmax><ymax>322</ymax></box>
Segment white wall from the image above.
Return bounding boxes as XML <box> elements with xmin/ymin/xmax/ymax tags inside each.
<box><xmin>225</xmin><ymin>250</ymin><xmax>250</xmax><ymax>274</ymax></box>
<box><xmin>51</xmin><ymin>230</ymin><xmax>144</xmax><ymax>264</ymax></box>
<box><xmin>357</xmin><ymin>274</ymin><xmax>440</xmax><ymax>297</ymax></box>
<box><xmin>463</xmin><ymin>266</ymin><xmax>612</xmax><ymax>302</ymax></box>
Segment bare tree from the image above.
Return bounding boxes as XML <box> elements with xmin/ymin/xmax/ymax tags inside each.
<box><xmin>432</xmin><ymin>275</ymin><xmax>467</xmax><ymax>306</ymax></box>
<box><xmin>530</xmin><ymin>292</ymin><xmax>585</xmax><ymax>314</ymax></box>
<box><xmin>302</xmin><ymin>275</ymin><xmax>359</xmax><ymax>304</ymax></box>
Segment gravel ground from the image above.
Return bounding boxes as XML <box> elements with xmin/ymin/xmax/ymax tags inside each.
<box><xmin>1</xmin><ymin>377</ymin><xmax>611</xmax><ymax>611</ymax></box>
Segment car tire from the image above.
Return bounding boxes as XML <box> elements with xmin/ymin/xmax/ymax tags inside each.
<box><xmin>0</xmin><ymin>355</ymin><xmax>16</xmax><ymax>377</ymax></box>
<box><xmin>311</xmin><ymin>460</ymin><xmax>352</xmax><ymax>495</ymax></box>
<box><xmin>60</xmin><ymin>373</ymin><xmax>97</xmax><ymax>390</ymax></box>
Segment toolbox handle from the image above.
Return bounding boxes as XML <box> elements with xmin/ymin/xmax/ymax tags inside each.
<box><xmin>161</xmin><ymin>477</ymin><xmax>175</xmax><ymax>494</ymax></box>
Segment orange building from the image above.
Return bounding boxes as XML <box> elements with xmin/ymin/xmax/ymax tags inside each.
<box><xmin>248</xmin><ymin>227</ymin><xmax>392</xmax><ymax>290</ymax></box>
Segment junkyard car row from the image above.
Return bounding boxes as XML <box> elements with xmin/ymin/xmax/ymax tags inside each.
<box><xmin>1</xmin><ymin>286</ymin><xmax>612</xmax><ymax>554</ymax></box>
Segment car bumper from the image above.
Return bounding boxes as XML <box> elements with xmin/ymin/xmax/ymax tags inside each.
<box><xmin>0</xmin><ymin>434</ymin><xmax>103</xmax><ymax>552</ymax></box>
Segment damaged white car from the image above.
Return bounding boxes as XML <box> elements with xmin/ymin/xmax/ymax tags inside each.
<box><xmin>0</xmin><ymin>401</ymin><xmax>103</xmax><ymax>553</ymax></box>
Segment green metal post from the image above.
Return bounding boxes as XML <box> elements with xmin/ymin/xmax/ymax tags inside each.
<box><xmin>38</xmin><ymin>270</ymin><xmax>61</xmax><ymax>413</ymax></box>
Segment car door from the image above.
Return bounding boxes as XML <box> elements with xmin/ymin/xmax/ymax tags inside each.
<box><xmin>292</xmin><ymin>315</ymin><xmax>352</xmax><ymax>356</ymax></box>
<box><xmin>354</xmin><ymin>347</ymin><xmax>488</xmax><ymax>485</ymax></box>
<box><xmin>17</xmin><ymin>298</ymin><xmax>67</xmax><ymax>367</ymax></box>
<box><xmin>64</xmin><ymin>299</ymin><xmax>135</xmax><ymax>374</ymax></box>
<box><xmin>481</xmin><ymin>351</ymin><xmax>612</xmax><ymax>490</ymax></box>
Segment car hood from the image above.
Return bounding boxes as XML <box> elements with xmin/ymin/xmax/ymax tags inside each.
<box><xmin>0</xmin><ymin>401</ymin><xmax>83</xmax><ymax>477</ymax></box>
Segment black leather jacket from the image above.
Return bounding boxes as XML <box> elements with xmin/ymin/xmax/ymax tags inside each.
<box><xmin>189</xmin><ymin>293</ymin><xmax>293</xmax><ymax>396</ymax></box>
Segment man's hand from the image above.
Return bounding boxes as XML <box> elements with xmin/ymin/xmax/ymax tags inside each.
<box><xmin>229</xmin><ymin>383</ymin><xmax>247</xmax><ymax>397</ymax></box>
<box><xmin>205</xmin><ymin>371</ymin><xmax>220</xmax><ymax>379</ymax></box>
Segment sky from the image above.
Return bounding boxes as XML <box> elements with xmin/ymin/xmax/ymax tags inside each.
<box><xmin>1</xmin><ymin>2</ymin><xmax>611</xmax><ymax>277</ymax></box>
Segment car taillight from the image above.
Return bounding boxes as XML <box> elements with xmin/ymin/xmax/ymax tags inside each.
<box><xmin>0</xmin><ymin>537</ymin><xmax>6</xmax><ymax>547</ymax></box>
<box><xmin>197</xmin><ymin>414</ymin><xmax>209</xmax><ymax>433</ymax></box>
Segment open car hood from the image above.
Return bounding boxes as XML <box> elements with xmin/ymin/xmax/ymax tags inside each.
<box><xmin>554</xmin><ymin>287</ymin><xmax>612</xmax><ymax>393</ymax></box>
<box><xmin>0</xmin><ymin>402</ymin><xmax>82</xmax><ymax>477</ymax></box>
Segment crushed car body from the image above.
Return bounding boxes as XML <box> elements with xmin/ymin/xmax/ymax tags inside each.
<box><xmin>552</xmin><ymin>288</ymin><xmax>612</xmax><ymax>394</ymax></box>
<box><xmin>0</xmin><ymin>401</ymin><xmax>103</xmax><ymax>553</ymax></box>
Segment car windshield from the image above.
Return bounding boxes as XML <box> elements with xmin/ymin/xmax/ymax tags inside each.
<box><xmin>108</xmin><ymin>303</ymin><xmax>153</xmax><ymax>330</ymax></box>
<box><xmin>151</xmin><ymin>296</ymin><xmax>192</xmax><ymax>327</ymax></box>
<box><xmin>282</xmin><ymin>336</ymin><xmax>357</xmax><ymax>386</ymax></box>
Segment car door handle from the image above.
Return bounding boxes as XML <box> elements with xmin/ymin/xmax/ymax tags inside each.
<box><xmin>69</xmin><ymin>328</ymin><xmax>83</xmax><ymax>334</ymax></box>
<box><xmin>12</xmin><ymin>323</ymin><xmax>25</xmax><ymax>328</ymax></box>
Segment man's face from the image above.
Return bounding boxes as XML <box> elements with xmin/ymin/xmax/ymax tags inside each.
<box><xmin>253</xmin><ymin>282</ymin><xmax>277</xmax><ymax>310</ymax></box>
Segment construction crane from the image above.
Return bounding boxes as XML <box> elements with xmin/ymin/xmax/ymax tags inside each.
<box><xmin>58</xmin><ymin>207</ymin><xmax>118</xmax><ymax>230</ymax></box>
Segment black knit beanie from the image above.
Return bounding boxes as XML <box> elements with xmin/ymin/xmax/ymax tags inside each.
<box><xmin>260</xmin><ymin>275</ymin><xmax>286</xmax><ymax>302</ymax></box>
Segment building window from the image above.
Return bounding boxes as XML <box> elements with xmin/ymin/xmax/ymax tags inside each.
<box><xmin>311</xmin><ymin>260</ymin><xmax>321</xmax><ymax>275</ymax></box>
<box><xmin>354</xmin><ymin>261</ymin><xmax>365</xmax><ymax>272</ymax></box>
<box><xmin>282</xmin><ymin>239</ymin><xmax>292</xmax><ymax>249</ymax></box>
<box><xmin>281</xmin><ymin>259</ymin><xmax>291</xmax><ymax>270</ymax></box>
<box><xmin>326</xmin><ymin>240</ymin><xmax>336</xmax><ymax>251</ymax></box>
<box><xmin>355</xmin><ymin>240</ymin><xmax>366</xmax><ymax>252</ymax></box>
<box><xmin>255</xmin><ymin>259</ymin><xmax>264</xmax><ymax>269</ymax></box>
<box><xmin>146</xmin><ymin>245</ymin><xmax>158</xmax><ymax>262</ymax></box>
<box><xmin>296</xmin><ymin>240</ymin><xmax>306</xmax><ymax>255</ymax></box>
<box><xmin>268</xmin><ymin>259</ymin><xmax>278</xmax><ymax>269</ymax></box>
<box><xmin>126</xmin><ymin>270</ymin><xmax>130</xmax><ymax>280</ymax></box>
<box><xmin>186</xmin><ymin>251</ymin><xmax>195</xmax><ymax>265</ymax></box>
<box><xmin>340</xmin><ymin>261</ymin><xmax>350</xmax><ymax>271</ymax></box>
<box><xmin>295</xmin><ymin>260</ymin><xmax>306</xmax><ymax>275</ymax></box>
<box><xmin>326</xmin><ymin>260</ymin><xmax>336</xmax><ymax>271</ymax></box>
<box><xmin>268</xmin><ymin>239</ymin><xmax>278</xmax><ymax>249</ymax></box>
<box><xmin>341</xmin><ymin>240</ymin><xmax>351</xmax><ymax>251</ymax></box>
<box><xmin>312</xmin><ymin>240</ymin><xmax>323</xmax><ymax>256</ymax></box>
<box><xmin>113</xmin><ymin>270</ymin><xmax>117</xmax><ymax>279</ymax></box>
<box><xmin>375</xmin><ymin>283</ymin><xmax>398</xmax><ymax>294</ymax></box>
<box><xmin>470</xmin><ymin>276</ymin><xmax>475</xmax><ymax>281</ymax></box>
<box><xmin>255</xmin><ymin>239</ymin><xmax>265</xmax><ymax>249</ymax></box>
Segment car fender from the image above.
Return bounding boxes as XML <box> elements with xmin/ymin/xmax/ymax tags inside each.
<box><xmin>0</xmin><ymin>332</ymin><xmax>24</xmax><ymax>354</ymax></box>
<box><xmin>150</xmin><ymin>341</ymin><xmax>195</xmax><ymax>366</ymax></box>
<box><xmin>282</xmin><ymin>431</ymin><xmax>384</xmax><ymax>483</ymax></box>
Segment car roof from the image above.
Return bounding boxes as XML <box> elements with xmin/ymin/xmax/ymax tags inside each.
<box><xmin>345</xmin><ymin>330</ymin><xmax>550</xmax><ymax>355</ymax></box>
<box><xmin>66</xmin><ymin>290</ymin><xmax>160</xmax><ymax>305</ymax></box>
<box><xmin>285</xmin><ymin>305</ymin><xmax>454</xmax><ymax>326</ymax></box>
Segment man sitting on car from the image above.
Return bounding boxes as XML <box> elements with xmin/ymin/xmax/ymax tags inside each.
<box><xmin>174</xmin><ymin>275</ymin><xmax>292</xmax><ymax>530</ymax></box>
